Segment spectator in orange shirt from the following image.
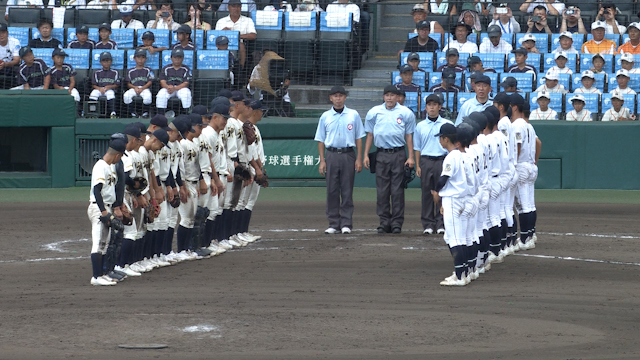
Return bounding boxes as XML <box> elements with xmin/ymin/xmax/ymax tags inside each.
<box><xmin>581</xmin><ymin>21</ymin><xmax>617</xmax><ymax>55</ymax></box>
<box><xmin>618</xmin><ymin>22</ymin><xmax>640</xmax><ymax>55</ymax></box>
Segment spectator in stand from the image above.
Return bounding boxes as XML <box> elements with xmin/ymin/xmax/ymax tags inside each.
<box><xmin>529</xmin><ymin>91</ymin><xmax>558</xmax><ymax>120</ymax></box>
<box><xmin>147</xmin><ymin>1</ymin><xmax>180</xmax><ymax>30</ymax></box>
<box><xmin>467</xmin><ymin>55</ymin><xmax>496</xmax><ymax>73</ymax></box>
<box><xmin>215</xmin><ymin>36</ymin><xmax>237</xmax><ymax>84</ymax></box>
<box><xmin>610</xmin><ymin>69</ymin><xmax>637</xmax><ymax>95</ymax></box>
<box><xmin>436</xmin><ymin>48</ymin><xmax>466</xmax><ymax>72</ymax></box>
<box><xmin>597</xmin><ymin>3</ymin><xmax>626</xmax><ymax>35</ymax></box>
<box><xmin>325</xmin><ymin>0</ymin><xmax>360</xmax><ymax>23</ymax></box>
<box><xmin>138</xmin><ymin>30</ymin><xmax>168</xmax><ymax>55</ymax></box>
<box><xmin>488</xmin><ymin>3</ymin><xmax>521</xmax><ymax>35</ymax></box>
<box><xmin>49</xmin><ymin>48</ymin><xmax>81</xmax><ymax>104</ymax></box>
<box><xmin>406</xmin><ymin>52</ymin><xmax>427</xmax><ymax>73</ymax></box>
<box><xmin>294</xmin><ymin>0</ymin><xmax>324</xmax><ymax>12</ymax></box>
<box><xmin>526</xmin><ymin>5</ymin><xmax>552</xmax><ymax>34</ymax></box>
<box><xmin>215</xmin><ymin>0</ymin><xmax>257</xmax><ymax>68</ymax></box>
<box><xmin>96</xmin><ymin>23</ymin><xmax>118</xmax><ymax>50</ymax></box>
<box><xmin>86</xmin><ymin>0</ymin><xmax>116</xmax><ymax>9</ymax></box>
<box><xmin>156</xmin><ymin>48</ymin><xmax>192</xmax><ymax>115</ymax></box>
<box><xmin>185</xmin><ymin>3</ymin><xmax>212</xmax><ymax>31</ymax></box>
<box><xmin>219</xmin><ymin>0</ymin><xmax>257</xmax><ymax>13</ymax></box>
<box><xmin>443</xmin><ymin>22</ymin><xmax>478</xmax><ymax>54</ymax></box>
<box><xmin>508</xmin><ymin>47</ymin><xmax>537</xmax><ymax>82</ymax></box>
<box><xmin>582</xmin><ymin>21</ymin><xmax>617</xmax><ymax>54</ymax></box>
<box><xmin>534</xmin><ymin>70</ymin><xmax>567</xmax><ymax>93</ymax></box>
<box><xmin>0</xmin><ymin>24</ymin><xmax>21</xmax><ymax>89</ymax></box>
<box><xmin>264</xmin><ymin>0</ymin><xmax>294</xmax><ymax>12</ymax></box>
<box><xmin>590</xmin><ymin>53</ymin><xmax>609</xmax><ymax>83</ymax></box>
<box><xmin>426</xmin><ymin>0</ymin><xmax>456</xmax><ymax>15</ymax></box>
<box><xmin>479</xmin><ymin>25</ymin><xmax>513</xmax><ymax>53</ymax></box>
<box><xmin>552</xmin><ymin>31</ymin><xmax>579</xmax><ymax>54</ymax></box>
<box><xmin>520</xmin><ymin>0</ymin><xmax>563</xmax><ymax>16</ymax></box>
<box><xmin>395</xmin><ymin>64</ymin><xmax>421</xmax><ymax>94</ymax></box>
<box><xmin>429</xmin><ymin>67</ymin><xmax>461</xmax><ymax>93</ymax></box>
<box><xmin>111</xmin><ymin>5</ymin><xmax>146</xmax><ymax>30</ymax></box>
<box><xmin>566</xmin><ymin>94</ymin><xmax>593</xmax><ymax>121</ymax></box>
<box><xmin>89</xmin><ymin>51</ymin><xmax>120</xmax><ymax>117</ymax></box>
<box><xmin>120</xmin><ymin>0</ymin><xmax>157</xmax><ymax>11</ymax></box>
<box><xmin>171</xmin><ymin>25</ymin><xmax>195</xmax><ymax>50</ymax></box>
<box><xmin>574</xmin><ymin>70</ymin><xmax>601</xmax><ymax>94</ymax></box>
<box><xmin>4</xmin><ymin>0</ymin><xmax>42</xmax><ymax>22</ymax></box>
<box><xmin>68</xmin><ymin>25</ymin><xmax>96</xmax><ymax>49</ymax></box>
<box><xmin>619</xmin><ymin>53</ymin><xmax>640</xmax><ymax>74</ymax></box>
<box><xmin>399</xmin><ymin>20</ymin><xmax>440</xmax><ymax>60</ymax></box>
<box><xmin>548</xmin><ymin>51</ymin><xmax>572</xmax><ymax>74</ymax></box>
<box><xmin>601</xmin><ymin>90</ymin><xmax>635</xmax><ymax>121</ymax></box>
<box><xmin>559</xmin><ymin>6</ymin><xmax>589</xmax><ymax>35</ymax></box>
<box><xmin>13</xmin><ymin>47</ymin><xmax>50</xmax><ymax>90</ymax></box>
<box><xmin>410</xmin><ymin>4</ymin><xmax>444</xmax><ymax>34</ymax></box>
<box><xmin>500</xmin><ymin>76</ymin><xmax>519</xmax><ymax>93</ymax></box>
<box><xmin>29</xmin><ymin>19</ymin><xmax>62</xmax><ymax>49</ymax></box>
<box><xmin>521</xmin><ymin>33</ymin><xmax>539</xmax><ymax>54</ymax></box>
<box><xmin>618</xmin><ymin>23</ymin><xmax>640</xmax><ymax>54</ymax></box>
<box><xmin>457</xmin><ymin>9</ymin><xmax>482</xmax><ymax>33</ymax></box>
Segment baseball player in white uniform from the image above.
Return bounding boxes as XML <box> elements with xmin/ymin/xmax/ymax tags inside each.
<box><xmin>516</xmin><ymin>103</ymin><xmax>541</xmax><ymax>250</ymax></box>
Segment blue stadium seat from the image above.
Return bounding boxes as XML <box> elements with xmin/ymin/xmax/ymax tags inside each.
<box><xmin>31</xmin><ymin>27</ymin><xmax>64</xmax><ymax>43</ymax></box>
<box><xmin>392</xmin><ymin>71</ymin><xmax>426</xmax><ymax>91</ymax></box>
<box><xmin>195</xmin><ymin>50</ymin><xmax>230</xmax><ymax>74</ymax></box>
<box><xmin>465</xmin><ymin>72</ymin><xmax>498</xmax><ymax>92</ymax></box>
<box><xmin>503</xmin><ymin>72</ymin><xmax>534</xmax><ymax>92</ymax></box>
<box><xmin>399</xmin><ymin>52</ymin><xmax>434</xmax><ymax>72</ymax></box>
<box><xmin>283</xmin><ymin>11</ymin><xmax>317</xmax><ymax>37</ymax></box>
<box><xmin>608</xmin><ymin>73</ymin><xmax>640</xmax><ymax>93</ymax></box>
<box><xmin>126</xmin><ymin>49</ymin><xmax>161</xmax><ymax>71</ymax></box>
<box><xmin>283</xmin><ymin>12</ymin><xmax>317</xmax><ymax>82</ymax></box>
<box><xmin>543</xmin><ymin>52</ymin><xmax>577</xmax><ymax>73</ymax></box>
<box><xmin>206</xmin><ymin>30</ymin><xmax>240</xmax><ymax>51</ymax></box>
<box><xmin>67</xmin><ymin>27</ymin><xmax>100</xmax><ymax>46</ymax></box>
<box><xmin>65</xmin><ymin>49</ymin><xmax>91</xmax><ymax>70</ymax></box>
<box><xmin>507</xmin><ymin>52</ymin><xmax>542</xmax><ymax>72</ymax></box>
<box><xmin>137</xmin><ymin>29</ymin><xmax>171</xmax><ymax>49</ymax></box>
<box><xmin>170</xmin><ymin>29</ymin><xmax>204</xmax><ymax>50</ymax></box>
<box><xmin>580</xmin><ymin>53</ymin><xmax>614</xmax><ymax>73</ymax></box>
<box><xmin>536</xmin><ymin>72</ymin><xmax>571</xmax><ymax>91</ymax></box>
<box><xmin>429</xmin><ymin>71</ymin><xmax>464</xmax><ymax>89</ymax></box>
<box><xmin>602</xmin><ymin>93</ymin><xmax>637</xmax><ymax>114</ymax></box>
<box><xmin>8</xmin><ymin>27</ymin><xmax>30</xmax><ymax>47</ymax></box>
<box><xmin>91</xmin><ymin>49</ymin><xmax>125</xmax><ymax>70</ymax></box>
<box><xmin>408</xmin><ymin>32</ymin><xmax>443</xmax><ymax>50</ymax></box>
<box><xmin>550</xmin><ymin>33</ymin><xmax>585</xmax><ymax>51</ymax></box>
<box><xmin>318</xmin><ymin>12</ymin><xmax>353</xmax><ymax>83</ymax></box>
<box><xmin>457</xmin><ymin>92</ymin><xmax>475</xmax><ymax>111</ymax></box>
<box><xmin>32</xmin><ymin>48</ymin><xmax>54</xmax><ymax>67</ymax></box>
<box><xmin>193</xmin><ymin>50</ymin><xmax>230</xmax><ymax>107</ymax></box>
<box><xmin>160</xmin><ymin>50</ymin><xmax>194</xmax><ymax>69</ymax></box>
<box><xmin>422</xmin><ymin>91</ymin><xmax>456</xmax><ymax>112</ymax></box>
<box><xmin>586</xmin><ymin>34</ymin><xmax>621</xmax><ymax>46</ymax></box>
<box><xmin>515</xmin><ymin>33</ymin><xmax>549</xmax><ymax>53</ymax></box>
<box><xmin>436</xmin><ymin>51</ymin><xmax>471</xmax><ymax>69</ymax></box>
<box><xmin>473</xmin><ymin>53</ymin><xmax>505</xmax><ymax>72</ymax></box>
<box><xmin>614</xmin><ymin>54</ymin><xmax>640</xmax><ymax>72</ymax></box>
<box><xmin>251</xmin><ymin>10</ymin><xmax>283</xmax><ymax>53</ymax></box>
<box><xmin>403</xmin><ymin>91</ymin><xmax>420</xmax><ymax>113</ymax></box>
<box><xmin>570</xmin><ymin>72</ymin><xmax>607</xmax><ymax>93</ymax></box>
<box><xmin>319</xmin><ymin>12</ymin><xmax>352</xmax><ymax>39</ymax></box>
<box><xmin>111</xmin><ymin>28</ymin><xmax>136</xmax><ymax>49</ymax></box>
<box><xmin>564</xmin><ymin>93</ymin><xmax>600</xmax><ymax>115</ymax></box>
<box><xmin>530</xmin><ymin>92</ymin><xmax>564</xmax><ymax>113</ymax></box>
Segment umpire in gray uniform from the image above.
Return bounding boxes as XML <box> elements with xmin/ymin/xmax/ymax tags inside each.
<box><xmin>363</xmin><ymin>85</ymin><xmax>416</xmax><ymax>234</ymax></box>
<box><xmin>315</xmin><ymin>86</ymin><xmax>365</xmax><ymax>235</ymax></box>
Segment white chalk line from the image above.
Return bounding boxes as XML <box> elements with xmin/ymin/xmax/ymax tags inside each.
<box><xmin>514</xmin><ymin>253</ymin><xmax>640</xmax><ymax>267</ymax></box>
<box><xmin>42</xmin><ymin>238</ymin><xmax>89</xmax><ymax>252</ymax></box>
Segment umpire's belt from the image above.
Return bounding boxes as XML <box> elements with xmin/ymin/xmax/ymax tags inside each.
<box><xmin>422</xmin><ymin>155</ymin><xmax>446</xmax><ymax>161</ymax></box>
<box><xmin>327</xmin><ymin>146</ymin><xmax>354</xmax><ymax>153</ymax></box>
<box><xmin>378</xmin><ymin>146</ymin><xmax>404</xmax><ymax>153</ymax></box>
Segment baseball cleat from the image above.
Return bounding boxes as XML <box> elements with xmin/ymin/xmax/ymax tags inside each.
<box><xmin>440</xmin><ymin>276</ymin><xmax>467</xmax><ymax>286</ymax></box>
<box><xmin>104</xmin><ymin>274</ymin><xmax>122</xmax><ymax>283</ymax></box>
<box><xmin>436</xmin><ymin>228</ymin><xmax>445</xmax><ymax>235</ymax></box>
<box><xmin>341</xmin><ymin>227</ymin><xmax>351</xmax><ymax>234</ymax></box>
<box><xmin>107</xmin><ymin>271</ymin><xmax>126</xmax><ymax>282</ymax></box>
<box><xmin>487</xmin><ymin>252</ymin><xmax>502</xmax><ymax>264</ymax></box>
<box><xmin>228</xmin><ymin>237</ymin><xmax>243</xmax><ymax>248</ymax></box>
<box><xmin>423</xmin><ymin>228</ymin><xmax>434</xmax><ymax>235</ymax></box>
<box><xmin>116</xmin><ymin>265</ymin><xmax>141</xmax><ymax>277</ymax></box>
<box><xmin>324</xmin><ymin>227</ymin><xmax>339</xmax><ymax>234</ymax></box>
<box><xmin>218</xmin><ymin>240</ymin><xmax>233</xmax><ymax>250</ymax></box>
<box><xmin>91</xmin><ymin>276</ymin><xmax>117</xmax><ymax>286</ymax></box>
<box><xmin>246</xmin><ymin>232</ymin><xmax>261</xmax><ymax>241</ymax></box>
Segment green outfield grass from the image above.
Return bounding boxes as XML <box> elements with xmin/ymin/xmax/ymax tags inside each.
<box><xmin>1</xmin><ymin>187</ymin><xmax>640</xmax><ymax>204</ymax></box>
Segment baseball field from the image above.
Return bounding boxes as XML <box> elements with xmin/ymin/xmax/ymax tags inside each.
<box><xmin>1</xmin><ymin>187</ymin><xmax>639</xmax><ymax>360</ymax></box>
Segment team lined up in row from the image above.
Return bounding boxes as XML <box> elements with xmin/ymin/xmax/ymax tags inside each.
<box><xmin>88</xmin><ymin>89</ymin><xmax>268</xmax><ymax>286</ymax></box>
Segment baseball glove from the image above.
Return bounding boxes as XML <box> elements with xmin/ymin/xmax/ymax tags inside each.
<box><xmin>169</xmin><ymin>193</ymin><xmax>181</xmax><ymax>208</ymax></box>
<box><xmin>401</xmin><ymin>165</ymin><xmax>416</xmax><ymax>189</ymax></box>
<box><xmin>149</xmin><ymin>198</ymin><xmax>161</xmax><ymax>220</ymax></box>
<box><xmin>234</xmin><ymin>164</ymin><xmax>252</xmax><ymax>182</ymax></box>
<box><xmin>127</xmin><ymin>178</ymin><xmax>148</xmax><ymax>196</ymax></box>
<box><xmin>121</xmin><ymin>206</ymin><xmax>133</xmax><ymax>226</ymax></box>
<box><xmin>243</xmin><ymin>121</ymin><xmax>257</xmax><ymax>145</ymax></box>
<box><xmin>99</xmin><ymin>213</ymin><xmax>124</xmax><ymax>231</ymax></box>
<box><xmin>255</xmin><ymin>172</ymin><xmax>269</xmax><ymax>187</ymax></box>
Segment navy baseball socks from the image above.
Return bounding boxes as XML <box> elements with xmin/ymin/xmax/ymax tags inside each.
<box><xmin>163</xmin><ymin>227</ymin><xmax>175</xmax><ymax>255</ymax></box>
<box><xmin>91</xmin><ymin>253</ymin><xmax>103</xmax><ymax>279</ymax></box>
<box><xmin>488</xmin><ymin>226</ymin><xmax>501</xmax><ymax>256</ymax></box>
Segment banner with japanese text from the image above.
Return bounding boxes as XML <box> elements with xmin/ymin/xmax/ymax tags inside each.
<box><xmin>263</xmin><ymin>139</ymin><xmax>323</xmax><ymax>179</ymax></box>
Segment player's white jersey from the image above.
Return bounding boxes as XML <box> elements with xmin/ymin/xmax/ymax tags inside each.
<box><xmin>224</xmin><ymin>117</ymin><xmax>249</xmax><ymax>169</ymax></box>
<box><xmin>200</xmin><ymin>126</ymin><xmax>217</xmax><ymax>173</ymax></box>
<box><xmin>488</xmin><ymin>130</ymin><xmax>511</xmax><ymax>178</ymax></box>
<box><xmin>170</xmin><ymin>140</ymin><xmax>184</xmax><ymax>181</ymax></box>
<box><xmin>90</xmin><ymin>159</ymin><xmax>117</xmax><ymax>204</ymax></box>
<box><xmin>137</xmin><ymin>146</ymin><xmax>153</xmax><ymax>194</ymax></box>
<box><xmin>122</xmin><ymin>150</ymin><xmax>135</xmax><ymax>175</ymax></box>
<box><xmin>468</xmin><ymin>142</ymin><xmax>488</xmax><ymax>191</ymax></box>
<box><xmin>154</xmin><ymin>145</ymin><xmax>171</xmax><ymax>181</ymax></box>
<box><xmin>179</xmin><ymin>138</ymin><xmax>201</xmax><ymax>181</ymax></box>
<box><xmin>439</xmin><ymin>149</ymin><xmax>473</xmax><ymax>198</ymax></box>
<box><xmin>518</xmin><ymin>123</ymin><xmax>537</xmax><ymax>164</ymax></box>
<box><xmin>217</xmin><ymin>127</ymin><xmax>229</xmax><ymax>176</ymax></box>
<box><xmin>194</xmin><ymin>136</ymin><xmax>212</xmax><ymax>173</ymax></box>
<box><xmin>498</xmin><ymin>116</ymin><xmax>516</xmax><ymax>166</ymax></box>
<box><xmin>253</xmin><ymin>125</ymin><xmax>265</xmax><ymax>164</ymax></box>
<box><xmin>462</xmin><ymin>150</ymin><xmax>479</xmax><ymax>196</ymax></box>
<box><xmin>511</xmin><ymin>117</ymin><xmax>528</xmax><ymax>161</ymax></box>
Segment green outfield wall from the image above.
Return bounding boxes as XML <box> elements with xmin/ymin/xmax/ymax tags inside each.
<box><xmin>1</xmin><ymin>92</ymin><xmax>639</xmax><ymax>189</ymax></box>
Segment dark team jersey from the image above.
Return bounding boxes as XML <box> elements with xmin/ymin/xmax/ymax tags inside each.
<box><xmin>95</xmin><ymin>40</ymin><xmax>118</xmax><ymax>50</ymax></box>
<box><xmin>50</xmin><ymin>63</ymin><xmax>76</xmax><ymax>87</ymax></box>
<box><xmin>125</xmin><ymin>67</ymin><xmax>155</xmax><ymax>86</ymax></box>
<box><xmin>92</xmin><ymin>68</ymin><xmax>120</xmax><ymax>87</ymax></box>
<box><xmin>28</xmin><ymin>37</ymin><xmax>62</xmax><ymax>49</ymax></box>
<box><xmin>68</xmin><ymin>39</ymin><xmax>96</xmax><ymax>49</ymax></box>
<box><xmin>18</xmin><ymin>58</ymin><xmax>50</xmax><ymax>87</ymax></box>
<box><xmin>428</xmin><ymin>83</ymin><xmax>461</xmax><ymax>93</ymax></box>
<box><xmin>437</xmin><ymin>64</ymin><xmax>467</xmax><ymax>73</ymax></box>
<box><xmin>159</xmin><ymin>64</ymin><xmax>191</xmax><ymax>85</ymax></box>
<box><xmin>403</xmin><ymin>36</ymin><xmax>440</xmax><ymax>53</ymax></box>
<box><xmin>171</xmin><ymin>42</ymin><xmax>195</xmax><ymax>50</ymax></box>
<box><xmin>481</xmin><ymin>68</ymin><xmax>497</xmax><ymax>73</ymax></box>
<box><xmin>507</xmin><ymin>64</ymin><xmax>538</xmax><ymax>82</ymax></box>
<box><xmin>396</xmin><ymin>83</ymin><xmax>421</xmax><ymax>93</ymax></box>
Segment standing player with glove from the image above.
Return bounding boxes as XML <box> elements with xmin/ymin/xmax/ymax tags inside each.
<box><xmin>88</xmin><ymin>139</ymin><xmax>126</xmax><ymax>286</ymax></box>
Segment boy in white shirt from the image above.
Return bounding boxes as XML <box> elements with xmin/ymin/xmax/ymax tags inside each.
<box><xmin>529</xmin><ymin>91</ymin><xmax>558</xmax><ymax>120</ymax></box>
<box><xmin>552</xmin><ymin>31</ymin><xmax>579</xmax><ymax>54</ymax></box>
<box><xmin>535</xmin><ymin>70</ymin><xmax>567</xmax><ymax>93</ymax></box>
<box><xmin>566</xmin><ymin>94</ymin><xmax>593</xmax><ymax>121</ymax></box>
<box><xmin>601</xmin><ymin>90</ymin><xmax>636</xmax><ymax>121</ymax></box>
<box><xmin>610</xmin><ymin>69</ymin><xmax>637</xmax><ymax>95</ymax></box>
<box><xmin>574</xmin><ymin>70</ymin><xmax>601</xmax><ymax>94</ymax></box>
<box><xmin>548</xmin><ymin>51</ymin><xmax>573</xmax><ymax>74</ymax></box>
<box><xmin>620</xmin><ymin>53</ymin><xmax>640</xmax><ymax>74</ymax></box>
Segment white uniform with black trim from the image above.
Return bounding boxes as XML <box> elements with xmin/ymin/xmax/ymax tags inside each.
<box><xmin>199</xmin><ymin>125</ymin><xmax>219</xmax><ymax>218</ymax></box>
<box><xmin>87</xmin><ymin>159</ymin><xmax>117</xmax><ymax>254</ymax></box>
<box><xmin>516</xmin><ymin>122</ymin><xmax>538</xmax><ymax>214</ymax></box>
<box><xmin>246</xmin><ymin>125</ymin><xmax>265</xmax><ymax>211</ymax></box>
<box><xmin>122</xmin><ymin>149</ymin><xmax>142</xmax><ymax>240</ymax></box>
<box><xmin>178</xmin><ymin>138</ymin><xmax>200</xmax><ymax>228</ymax></box>
<box><xmin>439</xmin><ymin>149</ymin><xmax>473</xmax><ymax>248</ymax></box>
<box><xmin>168</xmin><ymin>140</ymin><xmax>184</xmax><ymax>228</ymax></box>
<box><xmin>153</xmin><ymin>143</ymin><xmax>172</xmax><ymax>231</ymax></box>
<box><xmin>137</xmin><ymin>146</ymin><xmax>153</xmax><ymax>236</ymax></box>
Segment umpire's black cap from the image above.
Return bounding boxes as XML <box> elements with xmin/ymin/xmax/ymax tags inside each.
<box><xmin>474</xmin><ymin>74</ymin><xmax>491</xmax><ymax>85</ymax></box>
<box><xmin>383</xmin><ymin>84</ymin><xmax>401</xmax><ymax>95</ymax></box>
<box><xmin>329</xmin><ymin>85</ymin><xmax>347</xmax><ymax>95</ymax></box>
<box><xmin>434</xmin><ymin>123</ymin><xmax>457</xmax><ymax>137</ymax></box>
<box><xmin>152</xmin><ymin>129</ymin><xmax>171</xmax><ymax>148</ymax></box>
<box><xmin>425</xmin><ymin>93</ymin><xmax>443</xmax><ymax>105</ymax></box>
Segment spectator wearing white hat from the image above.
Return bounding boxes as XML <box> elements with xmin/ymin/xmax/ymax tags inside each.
<box><xmin>548</xmin><ymin>51</ymin><xmax>572</xmax><ymax>74</ymax></box>
<box><xmin>559</xmin><ymin>5</ymin><xmax>589</xmax><ymax>35</ymax></box>
<box><xmin>566</xmin><ymin>94</ymin><xmax>593</xmax><ymax>121</ymax></box>
<box><xmin>479</xmin><ymin>24</ymin><xmax>513</xmax><ymax>53</ymax></box>
<box><xmin>488</xmin><ymin>3</ymin><xmax>521</xmax><ymax>34</ymax></box>
<box><xmin>618</xmin><ymin>22</ymin><xmax>640</xmax><ymax>55</ymax></box>
<box><xmin>610</xmin><ymin>69</ymin><xmax>637</xmax><ymax>95</ymax></box>
<box><xmin>619</xmin><ymin>53</ymin><xmax>640</xmax><ymax>74</ymax></box>
<box><xmin>111</xmin><ymin>5</ymin><xmax>145</xmax><ymax>30</ymax></box>
<box><xmin>552</xmin><ymin>31</ymin><xmax>579</xmax><ymax>54</ymax></box>
<box><xmin>597</xmin><ymin>3</ymin><xmax>626</xmax><ymax>35</ymax></box>
<box><xmin>521</xmin><ymin>33</ymin><xmax>539</xmax><ymax>54</ymax></box>
<box><xmin>574</xmin><ymin>70</ymin><xmax>601</xmax><ymax>94</ymax></box>
<box><xmin>582</xmin><ymin>21</ymin><xmax>617</xmax><ymax>54</ymax></box>
<box><xmin>529</xmin><ymin>91</ymin><xmax>558</xmax><ymax>120</ymax></box>
<box><xmin>526</xmin><ymin>5</ymin><xmax>553</xmax><ymax>34</ymax></box>
<box><xmin>535</xmin><ymin>70</ymin><xmax>567</xmax><ymax>93</ymax></box>
<box><xmin>601</xmin><ymin>90</ymin><xmax>635</xmax><ymax>121</ymax></box>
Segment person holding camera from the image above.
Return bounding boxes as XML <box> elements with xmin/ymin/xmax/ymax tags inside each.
<box><xmin>294</xmin><ymin>0</ymin><xmax>324</xmax><ymax>12</ymax></box>
<box><xmin>597</xmin><ymin>4</ymin><xmax>626</xmax><ymax>35</ymax></box>
<box><xmin>488</xmin><ymin>3</ymin><xmax>521</xmax><ymax>34</ymax></box>
<box><xmin>519</xmin><ymin>0</ymin><xmax>563</xmax><ymax>16</ymax></box>
<box><xmin>559</xmin><ymin>6</ymin><xmax>589</xmax><ymax>35</ymax></box>
<box><xmin>147</xmin><ymin>1</ymin><xmax>180</xmax><ymax>30</ymax></box>
<box><xmin>526</xmin><ymin>5</ymin><xmax>552</xmax><ymax>34</ymax></box>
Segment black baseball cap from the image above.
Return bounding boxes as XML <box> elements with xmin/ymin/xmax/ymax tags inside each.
<box><xmin>446</xmin><ymin>48</ymin><xmax>459</xmax><ymax>57</ymax></box>
<box><xmin>188</xmin><ymin>113</ymin><xmax>203</xmax><ymax>126</ymax></box>
<box><xmin>192</xmin><ymin>105</ymin><xmax>209</xmax><ymax>116</ymax></box>
<box><xmin>77</xmin><ymin>25</ymin><xmax>89</xmax><ymax>34</ymax></box>
<box><xmin>500</xmin><ymin>76</ymin><xmax>518</xmax><ymax>88</ymax></box>
<box><xmin>400</xmin><ymin>64</ymin><xmax>413</xmax><ymax>73</ymax></box>
<box><xmin>510</xmin><ymin>93</ymin><xmax>525</xmax><ymax>106</ymax></box>
<box><xmin>211</xmin><ymin>102</ymin><xmax>232</xmax><ymax>118</ymax></box>
<box><xmin>487</xmin><ymin>25</ymin><xmax>501</xmax><ymax>37</ymax></box>
<box><xmin>493</xmin><ymin>92</ymin><xmax>511</xmax><ymax>106</ymax></box>
<box><xmin>425</xmin><ymin>93</ymin><xmax>443</xmax><ymax>105</ymax></box>
<box><xmin>123</xmin><ymin>123</ymin><xmax>142</xmax><ymax>138</ymax></box>
<box><xmin>215</xmin><ymin>35</ymin><xmax>229</xmax><ymax>45</ymax></box>
<box><xmin>52</xmin><ymin>48</ymin><xmax>68</xmax><ymax>57</ymax></box>
<box><xmin>174</xmin><ymin>24</ymin><xmax>192</xmax><ymax>34</ymax></box>
<box><xmin>228</xmin><ymin>0</ymin><xmax>242</xmax><ymax>4</ymax></box>
<box><xmin>231</xmin><ymin>90</ymin><xmax>246</xmax><ymax>102</ymax></box>
<box><xmin>416</xmin><ymin>20</ymin><xmax>430</xmax><ymax>30</ymax></box>
<box><xmin>468</xmin><ymin>71</ymin><xmax>480</xmax><ymax>80</ymax></box>
<box><xmin>99</xmin><ymin>23</ymin><xmax>111</xmax><ymax>31</ymax></box>
<box><xmin>468</xmin><ymin>111</ymin><xmax>488</xmax><ymax>131</ymax></box>
<box><xmin>152</xmin><ymin>129</ymin><xmax>171</xmax><ymax>148</ymax></box>
<box><xmin>383</xmin><ymin>84</ymin><xmax>401</xmax><ymax>95</ymax></box>
<box><xmin>0</xmin><ymin>23</ymin><xmax>8</xmax><ymax>32</ymax></box>
<box><xmin>512</xmin><ymin>47</ymin><xmax>528</xmax><ymax>56</ymax></box>
<box><xmin>484</xmin><ymin>107</ymin><xmax>500</xmax><ymax>127</ymax></box>
<box><xmin>133</xmin><ymin>121</ymin><xmax>151</xmax><ymax>134</ymax></box>
<box><xmin>434</xmin><ymin>123</ymin><xmax>457</xmax><ymax>137</ymax></box>
<box><xmin>442</xmin><ymin>67</ymin><xmax>456</xmax><ymax>80</ymax></box>
<box><xmin>134</xmin><ymin>48</ymin><xmax>147</xmax><ymax>57</ymax></box>
<box><xmin>474</xmin><ymin>74</ymin><xmax>491</xmax><ymax>85</ymax></box>
<box><xmin>141</xmin><ymin>31</ymin><xmax>155</xmax><ymax>40</ymax></box>
<box><xmin>467</xmin><ymin>55</ymin><xmax>481</xmax><ymax>66</ymax></box>
<box><xmin>173</xmin><ymin>115</ymin><xmax>195</xmax><ymax>135</ymax></box>
<box><xmin>456</xmin><ymin>123</ymin><xmax>475</xmax><ymax>143</ymax></box>
<box><xmin>329</xmin><ymin>85</ymin><xmax>347</xmax><ymax>95</ymax></box>
<box><xmin>150</xmin><ymin>114</ymin><xmax>169</xmax><ymax>129</ymax></box>
<box><xmin>407</xmin><ymin>52</ymin><xmax>420</xmax><ymax>61</ymax></box>
<box><xmin>171</xmin><ymin>48</ymin><xmax>184</xmax><ymax>58</ymax></box>
<box><xmin>18</xmin><ymin>46</ymin><xmax>32</xmax><ymax>58</ymax></box>
<box><xmin>218</xmin><ymin>89</ymin><xmax>233</xmax><ymax>99</ymax></box>
<box><xmin>249</xmin><ymin>99</ymin><xmax>268</xmax><ymax>111</ymax></box>
<box><xmin>100</xmin><ymin>51</ymin><xmax>112</xmax><ymax>61</ymax></box>
<box><xmin>109</xmin><ymin>139</ymin><xmax>127</xmax><ymax>154</ymax></box>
